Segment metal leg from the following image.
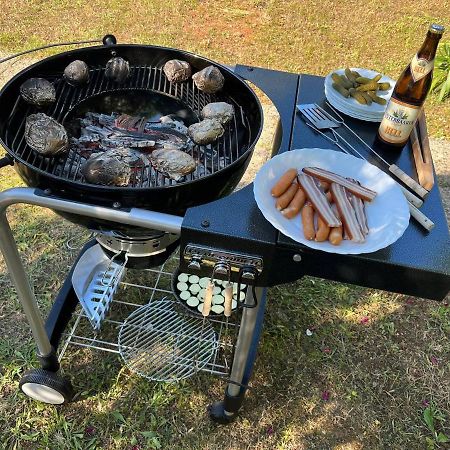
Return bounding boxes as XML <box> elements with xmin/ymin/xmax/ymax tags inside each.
<box><xmin>209</xmin><ymin>287</ymin><xmax>267</xmax><ymax>423</ymax></box>
<box><xmin>0</xmin><ymin>211</ymin><xmax>53</xmax><ymax>358</ymax></box>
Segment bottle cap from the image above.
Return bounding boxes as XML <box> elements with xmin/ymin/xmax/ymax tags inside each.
<box><xmin>429</xmin><ymin>24</ymin><xmax>445</xmax><ymax>35</ymax></box>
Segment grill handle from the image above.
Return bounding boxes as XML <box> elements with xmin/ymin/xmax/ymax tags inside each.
<box><xmin>0</xmin><ymin>37</ymin><xmax>114</xmax><ymax>65</ymax></box>
<box><xmin>0</xmin><ymin>154</ymin><xmax>14</xmax><ymax>169</ymax></box>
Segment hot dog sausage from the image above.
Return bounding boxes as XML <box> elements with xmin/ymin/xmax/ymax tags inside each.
<box><xmin>315</xmin><ymin>215</ymin><xmax>330</xmax><ymax>242</ymax></box>
<box><xmin>281</xmin><ymin>186</ymin><xmax>306</xmax><ymax>218</ymax></box>
<box><xmin>301</xmin><ymin>202</ymin><xmax>315</xmax><ymax>240</ymax></box>
<box><xmin>271</xmin><ymin>168</ymin><xmax>298</xmax><ymax>197</ymax></box>
<box><xmin>275</xmin><ymin>182</ymin><xmax>298</xmax><ymax>211</ymax></box>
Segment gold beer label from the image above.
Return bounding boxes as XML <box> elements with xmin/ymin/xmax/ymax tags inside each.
<box><xmin>379</xmin><ymin>98</ymin><xmax>421</xmax><ymax>144</ymax></box>
<box><xmin>411</xmin><ymin>54</ymin><xmax>434</xmax><ymax>82</ymax></box>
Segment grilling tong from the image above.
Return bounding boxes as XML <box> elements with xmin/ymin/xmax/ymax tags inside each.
<box><xmin>297</xmin><ymin>103</ymin><xmax>434</xmax><ymax>231</ymax></box>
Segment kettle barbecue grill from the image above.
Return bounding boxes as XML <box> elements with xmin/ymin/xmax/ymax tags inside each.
<box><xmin>0</xmin><ymin>36</ymin><xmax>449</xmax><ymax>423</ymax></box>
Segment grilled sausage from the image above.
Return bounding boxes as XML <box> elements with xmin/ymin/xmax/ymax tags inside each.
<box><xmin>281</xmin><ymin>186</ymin><xmax>306</xmax><ymax>218</ymax></box>
<box><xmin>276</xmin><ymin>182</ymin><xmax>298</xmax><ymax>211</ymax></box>
<box><xmin>328</xmin><ymin>205</ymin><xmax>343</xmax><ymax>245</ymax></box>
<box><xmin>301</xmin><ymin>202</ymin><xmax>315</xmax><ymax>240</ymax></box>
<box><xmin>303</xmin><ymin>167</ymin><xmax>377</xmax><ymax>201</ymax></box>
<box><xmin>271</xmin><ymin>168</ymin><xmax>298</xmax><ymax>197</ymax></box>
<box><xmin>315</xmin><ymin>215</ymin><xmax>330</xmax><ymax>242</ymax></box>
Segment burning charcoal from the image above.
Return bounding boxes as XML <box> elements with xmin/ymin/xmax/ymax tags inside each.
<box><xmin>192</xmin><ymin>66</ymin><xmax>224</xmax><ymax>94</ymax></box>
<box><xmin>163</xmin><ymin>59</ymin><xmax>192</xmax><ymax>83</ymax></box>
<box><xmin>150</xmin><ymin>147</ymin><xmax>196</xmax><ymax>181</ymax></box>
<box><xmin>20</xmin><ymin>78</ymin><xmax>56</xmax><ymax>106</ymax></box>
<box><xmin>105</xmin><ymin>57</ymin><xmax>130</xmax><ymax>83</ymax></box>
<box><xmin>63</xmin><ymin>60</ymin><xmax>90</xmax><ymax>85</ymax></box>
<box><xmin>201</xmin><ymin>102</ymin><xmax>234</xmax><ymax>125</ymax></box>
<box><xmin>25</xmin><ymin>113</ymin><xmax>68</xmax><ymax>156</ymax></box>
<box><xmin>159</xmin><ymin>115</ymin><xmax>189</xmax><ymax>134</ymax></box>
<box><xmin>188</xmin><ymin>119</ymin><xmax>224</xmax><ymax>145</ymax></box>
<box><xmin>82</xmin><ymin>147</ymin><xmax>142</xmax><ymax>186</ymax></box>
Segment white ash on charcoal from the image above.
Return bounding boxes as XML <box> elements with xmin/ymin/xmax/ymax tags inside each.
<box><xmin>82</xmin><ymin>147</ymin><xmax>146</xmax><ymax>186</ymax></box>
<box><xmin>192</xmin><ymin>65</ymin><xmax>225</xmax><ymax>94</ymax></box>
<box><xmin>71</xmin><ymin>112</ymin><xmax>192</xmax><ymax>156</ymax></box>
<box><xmin>163</xmin><ymin>59</ymin><xmax>192</xmax><ymax>83</ymax></box>
<box><xmin>25</xmin><ymin>113</ymin><xmax>68</xmax><ymax>156</ymax></box>
<box><xmin>63</xmin><ymin>60</ymin><xmax>90</xmax><ymax>85</ymax></box>
<box><xmin>105</xmin><ymin>57</ymin><xmax>130</xmax><ymax>83</ymax></box>
<box><xmin>188</xmin><ymin>119</ymin><xmax>224</xmax><ymax>145</ymax></box>
<box><xmin>201</xmin><ymin>102</ymin><xmax>234</xmax><ymax>125</ymax></box>
<box><xmin>20</xmin><ymin>78</ymin><xmax>56</xmax><ymax>106</ymax></box>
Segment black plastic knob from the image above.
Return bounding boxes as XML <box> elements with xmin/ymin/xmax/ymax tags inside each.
<box><xmin>102</xmin><ymin>34</ymin><xmax>117</xmax><ymax>46</ymax></box>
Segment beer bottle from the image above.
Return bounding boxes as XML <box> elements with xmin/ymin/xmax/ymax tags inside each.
<box><xmin>377</xmin><ymin>23</ymin><xmax>445</xmax><ymax>149</ymax></box>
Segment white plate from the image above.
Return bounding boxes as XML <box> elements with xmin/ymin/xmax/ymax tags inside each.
<box><xmin>253</xmin><ymin>148</ymin><xmax>410</xmax><ymax>255</ymax></box>
<box><xmin>325</xmin><ymin>85</ymin><xmax>384</xmax><ymax>118</ymax></box>
<box><xmin>325</xmin><ymin>93</ymin><xmax>383</xmax><ymax>123</ymax></box>
<box><xmin>324</xmin><ymin>68</ymin><xmax>394</xmax><ymax>121</ymax></box>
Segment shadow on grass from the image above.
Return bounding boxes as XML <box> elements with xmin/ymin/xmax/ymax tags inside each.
<box><xmin>1</xmin><ymin>275</ymin><xmax>446</xmax><ymax>449</ymax></box>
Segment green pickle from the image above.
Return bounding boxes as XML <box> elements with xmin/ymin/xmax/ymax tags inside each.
<box><xmin>377</xmin><ymin>82</ymin><xmax>391</xmax><ymax>91</ymax></box>
<box><xmin>359</xmin><ymin>91</ymin><xmax>373</xmax><ymax>105</ymax></box>
<box><xmin>332</xmin><ymin>83</ymin><xmax>350</xmax><ymax>97</ymax></box>
<box><xmin>345</xmin><ymin>68</ymin><xmax>357</xmax><ymax>84</ymax></box>
<box><xmin>367</xmin><ymin>91</ymin><xmax>387</xmax><ymax>105</ymax></box>
<box><xmin>356</xmin><ymin>82</ymin><xmax>379</xmax><ymax>92</ymax></box>
<box><xmin>331</xmin><ymin>73</ymin><xmax>344</xmax><ymax>85</ymax></box>
<box><xmin>349</xmin><ymin>88</ymin><xmax>367</xmax><ymax>104</ymax></box>
<box><xmin>355</xmin><ymin>76</ymin><xmax>372</xmax><ymax>84</ymax></box>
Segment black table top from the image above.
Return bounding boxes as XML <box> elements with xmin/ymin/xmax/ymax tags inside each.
<box><xmin>182</xmin><ymin>65</ymin><xmax>449</xmax><ymax>300</ymax></box>
<box><xmin>279</xmin><ymin>74</ymin><xmax>449</xmax><ymax>266</ymax></box>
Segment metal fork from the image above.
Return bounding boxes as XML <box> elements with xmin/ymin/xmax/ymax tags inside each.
<box><xmin>297</xmin><ymin>104</ymin><xmax>340</xmax><ymax>129</ymax></box>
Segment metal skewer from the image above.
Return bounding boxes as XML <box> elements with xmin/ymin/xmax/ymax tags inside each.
<box><xmin>304</xmin><ymin>122</ymin><xmax>434</xmax><ymax>231</ymax></box>
<box><xmin>319</xmin><ymin>102</ymin><xmax>429</xmax><ymax>199</ymax></box>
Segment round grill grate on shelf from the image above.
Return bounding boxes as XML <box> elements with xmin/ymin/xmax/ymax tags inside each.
<box><xmin>118</xmin><ymin>296</ymin><xmax>218</xmax><ymax>382</ymax></box>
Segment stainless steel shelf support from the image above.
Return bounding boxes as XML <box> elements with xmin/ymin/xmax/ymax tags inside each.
<box><xmin>0</xmin><ymin>187</ymin><xmax>183</xmax><ymax>361</ymax></box>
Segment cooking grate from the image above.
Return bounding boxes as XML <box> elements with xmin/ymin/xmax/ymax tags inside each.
<box><xmin>4</xmin><ymin>65</ymin><xmax>251</xmax><ymax>187</ymax></box>
<box><xmin>58</xmin><ymin>254</ymin><xmax>240</xmax><ymax>379</ymax></box>
<box><xmin>118</xmin><ymin>297</ymin><xmax>218</xmax><ymax>382</ymax></box>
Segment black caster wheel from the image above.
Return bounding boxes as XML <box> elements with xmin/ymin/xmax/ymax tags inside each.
<box><xmin>19</xmin><ymin>369</ymin><xmax>73</xmax><ymax>405</ymax></box>
<box><xmin>208</xmin><ymin>401</ymin><xmax>238</xmax><ymax>424</ymax></box>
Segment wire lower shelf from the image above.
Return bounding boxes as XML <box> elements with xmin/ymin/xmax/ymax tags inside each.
<box><xmin>58</xmin><ymin>254</ymin><xmax>240</xmax><ymax>381</ymax></box>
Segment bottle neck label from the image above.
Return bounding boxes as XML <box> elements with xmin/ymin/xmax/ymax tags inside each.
<box><xmin>379</xmin><ymin>98</ymin><xmax>421</xmax><ymax>144</ymax></box>
<box><xmin>411</xmin><ymin>54</ymin><xmax>434</xmax><ymax>82</ymax></box>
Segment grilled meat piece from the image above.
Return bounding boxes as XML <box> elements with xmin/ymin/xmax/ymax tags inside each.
<box><xmin>188</xmin><ymin>119</ymin><xmax>224</xmax><ymax>145</ymax></box>
<box><xmin>201</xmin><ymin>102</ymin><xmax>234</xmax><ymax>125</ymax></box>
<box><xmin>20</xmin><ymin>78</ymin><xmax>56</xmax><ymax>106</ymax></box>
<box><xmin>150</xmin><ymin>147</ymin><xmax>196</xmax><ymax>181</ymax></box>
<box><xmin>25</xmin><ymin>113</ymin><xmax>68</xmax><ymax>156</ymax></box>
<box><xmin>192</xmin><ymin>66</ymin><xmax>224</xmax><ymax>94</ymax></box>
<box><xmin>64</xmin><ymin>60</ymin><xmax>90</xmax><ymax>85</ymax></box>
<box><xmin>163</xmin><ymin>59</ymin><xmax>192</xmax><ymax>83</ymax></box>
<box><xmin>82</xmin><ymin>147</ymin><xmax>142</xmax><ymax>186</ymax></box>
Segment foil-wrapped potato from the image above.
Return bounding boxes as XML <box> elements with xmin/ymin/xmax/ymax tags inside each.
<box><xmin>192</xmin><ymin>66</ymin><xmax>224</xmax><ymax>94</ymax></box>
<box><xmin>20</xmin><ymin>78</ymin><xmax>56</xmax><ymax>106</ymax></box>
<box><xmin>201</xmin><ymin>102</ymin><xmax>234</xmax><ymax>125</ymax></box>
<box><xmin>64</xmin><ymin>60</ymin><xmax>90</xmax><ymax>85</ymax></box>
<box><xmin>163</xmin><ymin>59</ymin><xmax>192</xmax><ymax>83</ymax></box>
<box><xmin>25</xmin><ymin>113</ymin><xmax>68</xmax><ymax>156</ymax></box>
<box><xmin>188</xmin><ymin>119</ymin><xmax>224</xmax><ymax>145</ymax></box>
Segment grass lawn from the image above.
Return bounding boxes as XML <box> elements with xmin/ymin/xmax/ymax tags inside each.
<box><xmin>0</xmin><ymin>1</ymin><xmax>449</xmax><ymax>449</ymax></box>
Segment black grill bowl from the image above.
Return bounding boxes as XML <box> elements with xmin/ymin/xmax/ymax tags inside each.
<box><xmin>0</xmin><ymin>43</ymin><xmax>263</xmax><ymax>234</ymax></box>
